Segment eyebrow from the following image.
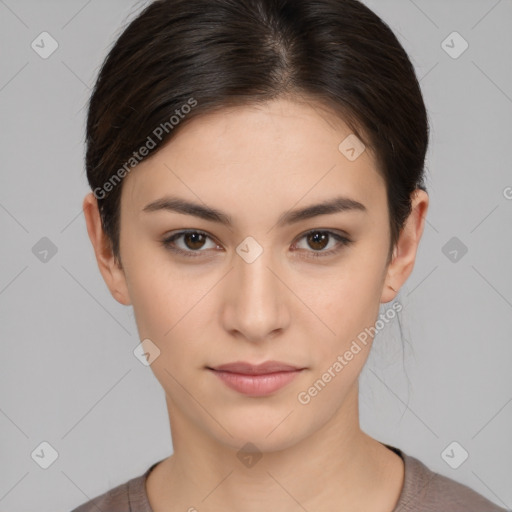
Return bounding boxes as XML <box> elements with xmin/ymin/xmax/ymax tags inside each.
<box><xmin>142</xmin><ymin>195</ymin><xmax>367</xmax><ymax>227</ymax></box>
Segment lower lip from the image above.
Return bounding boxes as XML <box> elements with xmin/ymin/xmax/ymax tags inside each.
<box><xmin>209</xmin><ymin>369</ymin><xmax>303</xmax><ymax>396</ymax></box>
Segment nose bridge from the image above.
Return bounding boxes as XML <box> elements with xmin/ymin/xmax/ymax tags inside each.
<box><xmin>238</xmin><ymin>247</ymin><xmax>278</xmax><ymax>301</ymax></box>
<box><xmin>223</xmin><ymin>238</ymin><xmax>287</xmax><ymax>340</ymax></box>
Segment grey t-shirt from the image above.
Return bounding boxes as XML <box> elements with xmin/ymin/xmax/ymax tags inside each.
<box><xmin>70</xmin><ymin>445</ymin><xmax>509</xmax><ymax>511</ymax></box>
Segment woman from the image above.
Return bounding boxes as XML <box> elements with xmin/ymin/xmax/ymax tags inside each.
<box><xmin>73</xmin><ymin>0</ymin><xmax>507</xmax><ymax>510</ymax></box>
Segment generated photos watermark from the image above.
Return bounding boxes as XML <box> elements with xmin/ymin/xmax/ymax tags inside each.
<box><xmin>93</xmin><ymin>97</ymin><xmax>198</xmax><ymax>200</ymax></box>
<box><xmin>297</xmin><ymin>300</ymin><xmax>403</xmax><ymax>405</ymax></box>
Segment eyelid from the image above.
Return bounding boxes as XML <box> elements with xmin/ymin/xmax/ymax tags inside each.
<box><xmin>161</xmin><ymin>228</ymin><xmax>352</xmax><ymax>259</ymax></box>
<box><xmin>161</xmin><ymin>229</ymin><xmax>220</xmax><ymax>258</ymax></box>
<box><xmin>291</xmin><ymin>229</ymin><xmax>351</xmax><ymax>257</ymax></box>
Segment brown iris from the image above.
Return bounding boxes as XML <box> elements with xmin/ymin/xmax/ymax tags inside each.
<box><xmin>183</xmin><ymin>232</ymin><xmax>207</xmax><ymax>250</ymax></box>
<box><xmin>306</xmin><ymin>232</ymin><xmax>329</xmax><ymax>251</ymax></box>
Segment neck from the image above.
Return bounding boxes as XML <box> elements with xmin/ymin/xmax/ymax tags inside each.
<box><xmin>146</xmin><ymin>382</ymin><xmax>404</xmax><ymax>512</ymax></box>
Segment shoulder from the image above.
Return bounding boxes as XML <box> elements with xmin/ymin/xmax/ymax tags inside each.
<box><xmin>70</xmin><ymin>479</ymin><xmax>131</xmax><ymax>512</ymax></box>
<box><xmin>395</xmin><ymin>448</ymin><xmax>509</xmax><ymax>512</ymax></box>
<box><xmin>69</xmin><ymin>462</ymin><xmax>158</xmax><ymax>512</ymax></box>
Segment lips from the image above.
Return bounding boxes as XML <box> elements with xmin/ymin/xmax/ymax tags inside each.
<box><xmin>208</xmin><ymin>360</ymin><xmax>303</xmax><ymax>375</ymax></box>
<box><xmin>207</xmin><ymin>361</ymin><xmax>306</xmax><ymax>396</ymax></box>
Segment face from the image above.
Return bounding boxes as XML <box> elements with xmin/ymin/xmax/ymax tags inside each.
<box><xmin>102</xmin><ymin>97</ymin><xmax>400</xmax><ymax>451</ymax></box>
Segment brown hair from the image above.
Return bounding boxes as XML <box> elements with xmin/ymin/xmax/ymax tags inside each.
<box><xmin>85</xmin><ymin>0</ymin><xmax>429</xmax><ymax>266</ymax></box>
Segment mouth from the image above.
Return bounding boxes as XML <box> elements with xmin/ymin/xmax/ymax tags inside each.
<box><xmin>207</xmin><ymin>360</ymin><xmax>305</xmax><ymax>374</ymax></box>
<box><xmin>206</xmin><ymin>361</ymin><xmax>306</xmax><ymax>396</ymax></box>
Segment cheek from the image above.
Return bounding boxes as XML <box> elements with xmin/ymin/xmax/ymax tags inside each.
<box><xmin>314</xmin><ymin>262</ymin><xmax>384</xmax><ymax>337</ymax></box>
<box><xmin>296</xmin><ymin>276</ymin><xmax>381</xmax><ymax>409</ymax></box>
<box><xmin>302</xmin><ymin>266</ymin><xmax>386</xmax><ymax>389</ymax></box>
<box><xmin>125</xmin><ymin>256</ymin><xmax>216</xmax><ymax>366</ymax></box>
<box><xmin>126</xmin><ymin>267</ymin><xmax>172</xmax><ymax>337</ymax></box>
<box><xmin>122</xmin><ymin>235</ymin><xmax>193</xmax><ymax>329</ymax></box>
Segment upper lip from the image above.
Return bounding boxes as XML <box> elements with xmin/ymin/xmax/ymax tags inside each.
<box><xmin>208</xmin><ymin>361</ymin><xmax>304</xmax><ymax>375</ymax></box>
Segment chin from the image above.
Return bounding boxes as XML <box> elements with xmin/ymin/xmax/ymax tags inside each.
<box><xmin>206</xmin><ymin>411</ymin><xmax>310</xmax><ymax>455</ymax></box>
<box><xmin>218</xmin><ymin>430</ymin><xmax>301</xmax><ymax>456</ymax></box>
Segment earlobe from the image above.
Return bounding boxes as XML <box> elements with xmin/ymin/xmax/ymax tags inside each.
<box><xmin>380</xmin><ymin>189</ymin><xmax>429</xmax><ymax>304</ymax></box>
<box><xmin>82</xmin><ymin>193</ymin><xmax>132</xmax><ymax>306</ymax></box>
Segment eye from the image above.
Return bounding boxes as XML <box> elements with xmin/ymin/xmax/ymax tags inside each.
<box><xmin>161</xmin><ymin>230</ymin><xmax>220</xmax><ymax>258</ymax></box>
<box><xmin>161</xmin><ymin>229</ymin><xmax>352</xmax><ymax>259</ymax></box>
<box><xmin>291</xmin><ymin>230</ymin><xmax>352</xmax><ymax>259</ymax></box>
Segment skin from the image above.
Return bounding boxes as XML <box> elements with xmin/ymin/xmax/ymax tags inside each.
<box><xmin>83</xmin><ymin>96</ymin><xmax>429</xmax><ymax>512</ymax></box>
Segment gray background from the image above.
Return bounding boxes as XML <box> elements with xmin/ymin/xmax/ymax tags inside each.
<box><xmin>0</xmin><ymin>0</ymin><xmax>511</xmax><ymax>510</ymax></box>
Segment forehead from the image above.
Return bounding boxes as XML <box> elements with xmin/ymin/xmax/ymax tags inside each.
<box><xmin>121</xmin><ymin>97</ymin><xmax>387</xmax><ymax>220</ymax></box>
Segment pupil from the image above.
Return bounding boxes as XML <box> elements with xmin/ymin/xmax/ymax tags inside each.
<box><xmin>186</xmin><ymin>233</ymin><xmax>205</xmax><ymax>250</ymax></box>
<box><xmin>183</xmin><ymin>232</ymin><xmax>330</xmax><ymax>252</ymax></box>
<box><xmin>308</xmin><ymin>232</ymin><xmax>328</xmax><ymax>250</ymax></box>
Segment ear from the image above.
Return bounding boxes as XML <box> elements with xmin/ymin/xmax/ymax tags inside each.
<box><xmin>381</xmin><ymin>188</ymin><xmax>429</xmax><ymax>303</ymax></box>
<box><xmin>82</xmin><ymin>192</ymin><xmax>132</xmax><ymax>306</ymax></box>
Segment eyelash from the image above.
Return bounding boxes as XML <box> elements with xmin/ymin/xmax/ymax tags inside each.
<box><xmin>161</xmin><ymin>229</ymin><xmax>352</xmax><ymax>260</ymax></box>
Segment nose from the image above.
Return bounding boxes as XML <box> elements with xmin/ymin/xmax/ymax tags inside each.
<box><xmin>220</xmin><ymin>248</ymin><xmax>290</xmax><ymax>343</ymax></box>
